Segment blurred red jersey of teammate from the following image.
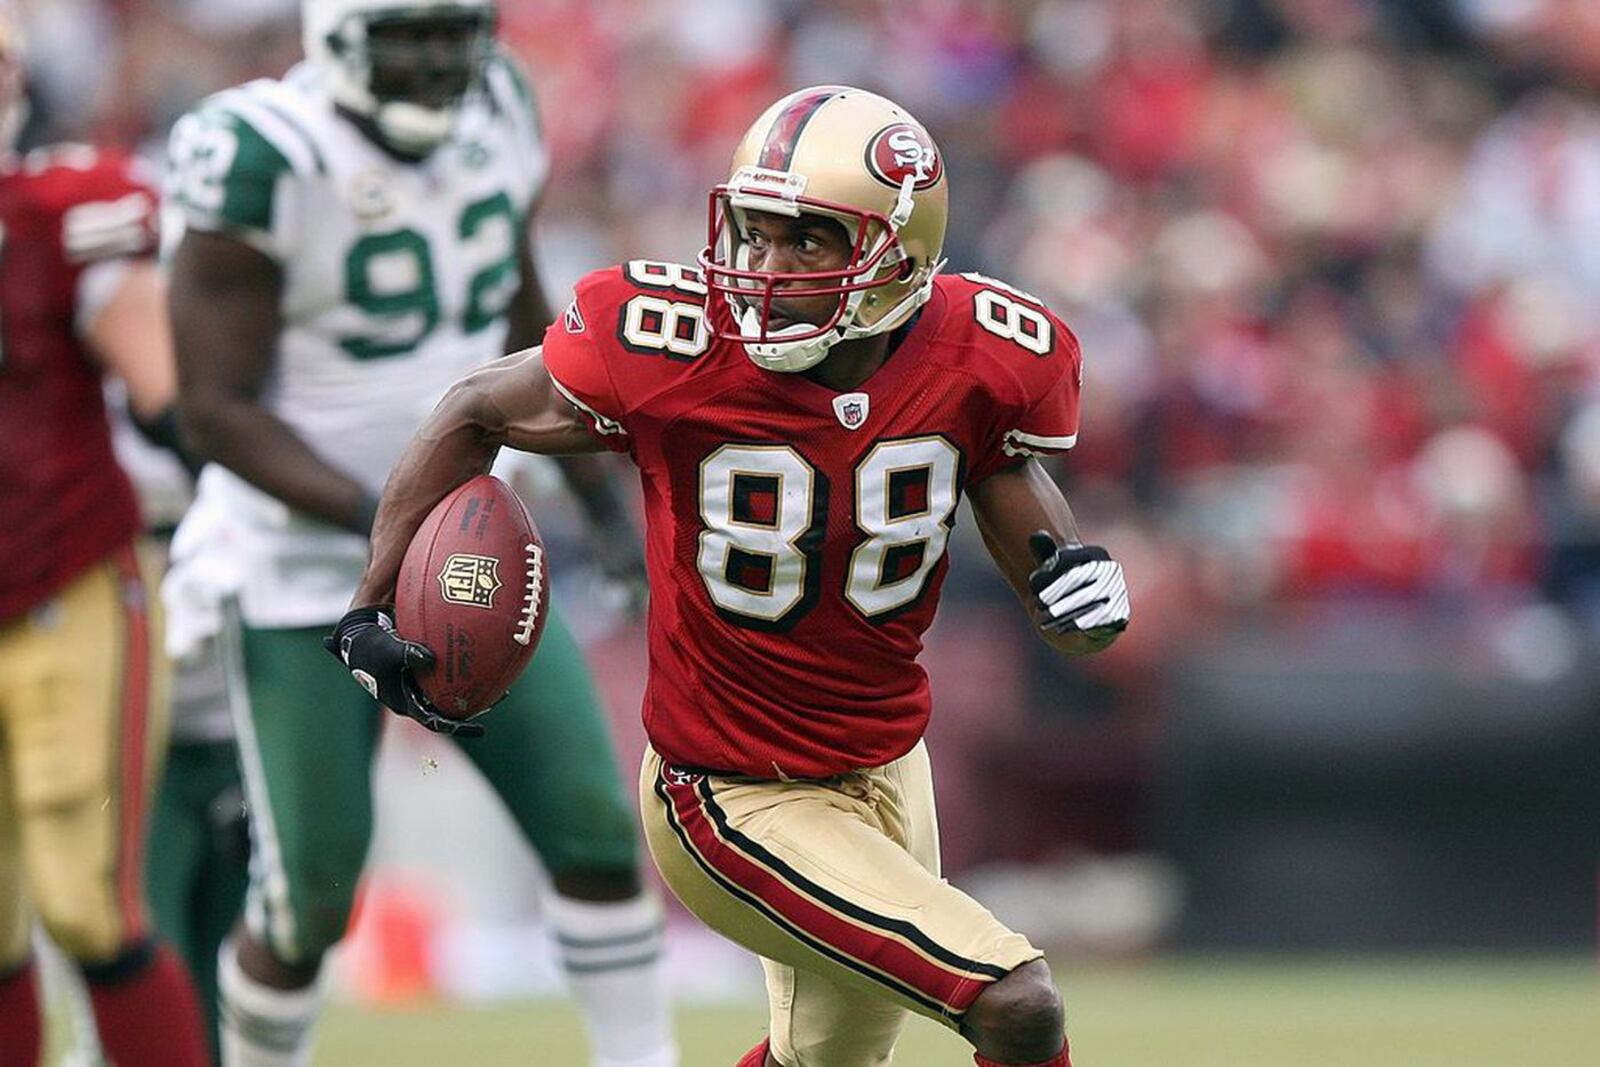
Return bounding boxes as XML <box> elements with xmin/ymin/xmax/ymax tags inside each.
<box><xmin>0</xmin><ymin>145</ymin><xmax>152</xmax><ymax>621</ymax></box>
<box><xmin>0</xmin><ymin>140</ymin><xmax>209</xmax><ymax>1067</ymax></box>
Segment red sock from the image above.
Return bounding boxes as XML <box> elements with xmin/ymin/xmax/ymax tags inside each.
<box><xmin>975</xmin><ymin>1039</ymin><xmax>1071</xmax><ymax>1067</ymax></box>
<box><xmin>84</xmin><ymin>944</ymin><xmax>210</xmax><ymax>1067</ymax></box>
<box><xmin>0</xmin><ymin>959</ymin><xmax>42</xmax><ymax>1067</ymax></box>
<box><xmin>735</xmin><ymin>1037</ymin><xmax>771</xmax><ymax>1066</ymax></box>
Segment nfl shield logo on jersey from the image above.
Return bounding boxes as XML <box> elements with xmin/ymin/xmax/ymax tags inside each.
<box><xmin>833</xmin><ymin>392</ymin><xmax>870</xmax><ymax>430</ymax></box>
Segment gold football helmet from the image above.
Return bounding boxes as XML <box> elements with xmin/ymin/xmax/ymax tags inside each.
<box><xmin>699</xmin><ymin>86</ymin><xmax>949</xmax><ymax>373</ymax></box>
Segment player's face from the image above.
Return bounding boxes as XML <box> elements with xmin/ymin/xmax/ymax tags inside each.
<box><xmin>742</xmin><ymin>211</ymin><xmax>855</xmax><ymax>327</ymax></box>
<box><xmin>366</xmin><ymin>13</ymin><xmax>491</xmax><ymax>110</ymax></box>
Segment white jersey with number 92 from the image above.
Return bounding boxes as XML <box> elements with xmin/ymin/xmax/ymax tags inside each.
<box><xmin>162</xmin><ymin>57</ymin><xmax>547</xmax><ymax>631</ymax></box>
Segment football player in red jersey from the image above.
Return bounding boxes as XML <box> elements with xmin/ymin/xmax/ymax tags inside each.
<box><xmin>332</xmin><ymin>86</ymin><xmax>1129</xmax><ymax>1067</ymax></box>
<box><xmin>0</xmin><ymin>15</ymin><xmax>210</xmax><ymax>1067</ymax></box>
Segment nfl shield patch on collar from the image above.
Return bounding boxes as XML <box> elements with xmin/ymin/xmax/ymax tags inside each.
<box><xmin>832</xmin><ymin>391</ymin><xmax>870</xmax><ymax>430</ymax></box>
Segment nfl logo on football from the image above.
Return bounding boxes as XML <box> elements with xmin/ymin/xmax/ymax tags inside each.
<box><xmin>437</xmin><ymin>553</ymin><xmax>503</xmax><ymax>609</ymax></box>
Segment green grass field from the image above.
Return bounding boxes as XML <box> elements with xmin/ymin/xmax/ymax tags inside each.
<box><xmin>309</xmin><ymin>957</ymin><xmax>1600</xmax><ymax>1066</ymax></box>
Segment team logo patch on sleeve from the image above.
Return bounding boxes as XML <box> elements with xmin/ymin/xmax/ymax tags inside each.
<box><xmin>437</xmin><ymin>553</ymin><xmax>503</xmax><ymax>609</ymax></box>
<box><xmin>563</xmin><ymin>299</ymin><xmax>586</xmax><ymax>334</ymax></box>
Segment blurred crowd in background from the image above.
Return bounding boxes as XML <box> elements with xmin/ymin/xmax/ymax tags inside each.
<box><xmin>12</xmin><ymin>0</ymin><xmax>1600</xmax><ymax>951</ymax></box>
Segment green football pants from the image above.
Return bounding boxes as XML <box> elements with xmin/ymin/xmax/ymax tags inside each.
<box><xmin>146</xmin><ymin>737</ymin><xmax>249</xmax><ymax>1062</ymax></box>
<box><xmin>221</xmin><ymin>604</ymin><xmax>638</xmax><ymax>966</ymax></box>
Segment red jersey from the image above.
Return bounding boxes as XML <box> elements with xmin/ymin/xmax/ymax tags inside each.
<box><xmin>544</xmin><ymin>264</ymin><xmax>1081</xmax><ymax>778</ymax></box>
<box><xmin>0</xmin><ymin>146</ymin><xmax>159</xmax><ymax>621</ymax></box>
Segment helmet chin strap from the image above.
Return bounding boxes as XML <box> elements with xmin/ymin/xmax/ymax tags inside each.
<box><xmin>738</xmin><ymin>308</ymin><xmax>843</xmax><ymax>373</ymax></box>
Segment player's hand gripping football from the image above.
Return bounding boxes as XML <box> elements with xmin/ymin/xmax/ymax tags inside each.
<box><xmin>324</xmin><ymin>607</ymin><xmax>485</xmax><ymax>739</ymax></box>
<box><xmin>1028</xmin><ymin>531</ymin><xmax>1130</xmax><ymax>650</ymax></box>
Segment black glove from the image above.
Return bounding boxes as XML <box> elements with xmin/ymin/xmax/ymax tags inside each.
<box><xmin>1027</xmin><ymin>531</ymin><xmax>1130</xmax><ymax>636</ymax></box>
<box><xmin>323</xmin><ymin>607</ymin><xmax>484</xmax><ymax>739</ymax></box>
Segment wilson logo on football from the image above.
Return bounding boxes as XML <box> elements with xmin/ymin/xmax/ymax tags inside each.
<box><xmin>437</xmin><ymin>553</ymin><xmax>503</xmax><ymax>609</ymax></box>
<box><xmin>865</xmin><ymin>123</ymin><xmax>942</xmax><ymax>191</ymax></box>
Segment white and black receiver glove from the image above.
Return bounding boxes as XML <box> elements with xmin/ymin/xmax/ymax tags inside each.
<box><xmin>324</xmin><ymin>606</ymin><xmax>484</xmax><ymax>739</ymax></box>
<box><xmin>1027</xmin><ymin>531</ymin><xmax>1130</xmax><ymax>637</ymax></box>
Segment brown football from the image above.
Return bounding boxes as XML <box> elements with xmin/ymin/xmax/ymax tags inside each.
<box><xmin>395</xmin><ymin>474</ymin><xmax>548</xmax><ymax>719</ymax></box>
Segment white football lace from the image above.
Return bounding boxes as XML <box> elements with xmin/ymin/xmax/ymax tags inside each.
<box><xmin>514</xmin><ymin>543</ymin><xmax>545</xmax><ymax>646</ymax></box>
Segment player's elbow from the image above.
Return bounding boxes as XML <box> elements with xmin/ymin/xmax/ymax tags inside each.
<box><xmin>176</xmin><ymin>392</ymin><xmax>240</xmax><ymax>464</ymax></box>
<box><xmin>434</xmin><ymin>370</ymin><xmax>503</xmax><ymax>438</ymax></box>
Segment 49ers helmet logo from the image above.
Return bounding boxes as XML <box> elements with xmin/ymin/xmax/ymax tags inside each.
<box><xmin>865</xmin><ymin>123</ymin><xmax>942</xmax><ymax>191</ymax></box>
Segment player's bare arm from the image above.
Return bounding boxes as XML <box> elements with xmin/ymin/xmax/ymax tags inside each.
<box><xmin>969</xmin><ymin>458</ymin><xmax>1130</xmax><ymax>655</ymax></box>
<box><xmin>169</xmin><ymin>230</ymin><xmax>380</xmax><ymax>534</ymax></box>
<box><xmin>82</xmin><ymin>257</ymin><xmax>201</xmax><ymax>472</ymax></box>
<box><xmin>353</xmin><ymin>345</ymin><xmax>601</xmax><ymax>609</ymax></box>
<box><xmin>501</xmin><ymin>199</ymin><xmax>647</xmax><ymax>599</ymax></box>
<box><xmin>82</xmin><ymin>259</ymin><xmax>175</xmax><ymax>421</ymax></box>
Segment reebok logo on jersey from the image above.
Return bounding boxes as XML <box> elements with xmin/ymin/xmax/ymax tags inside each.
<box><xmin>563</xmin><ymin>300</ymin><xmax>586</xmax><ymax>334</ymax></box>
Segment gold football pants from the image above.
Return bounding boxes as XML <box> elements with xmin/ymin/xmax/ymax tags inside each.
<box><xmin>0</xmin><ymin>544</ymin><xmax>170</xmax><ymax>967</ymax></box>
<box><xmin>642</xmin><ymin>741</ymin><xmax>1041</xmax><ymax>1067</ymax></box>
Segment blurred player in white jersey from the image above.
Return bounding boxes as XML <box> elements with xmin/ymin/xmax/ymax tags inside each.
<box><xmin>161</xmin><ymin>2</ymin><xmax>673</xmax><ymax>1065</ymax></box>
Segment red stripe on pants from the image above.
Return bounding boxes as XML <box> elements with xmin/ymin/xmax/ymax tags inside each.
<box><xmin>110</xmin><ymin>545</ymin><xmax>150</xmax><ymax>941</ymax></box>
<box><xmin>664</xmin><ymin>774</ymin><xmax>983</xmax><ymax>1017</ymax></box>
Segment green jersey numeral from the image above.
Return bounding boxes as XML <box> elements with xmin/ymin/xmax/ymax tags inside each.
<box><xmin>460</xmin><ymin>191</ymin><xmax>519</xmax><ymax>335</ymax></box>
<box><xmin>341</xmin><ymin>229</ymin><xmax>441</xmax><ymax>360</ymax></box>
<box><xmin>340</xmin><ymin>191</ymin><xmax>523</xmax><ymax>360</ymax></box>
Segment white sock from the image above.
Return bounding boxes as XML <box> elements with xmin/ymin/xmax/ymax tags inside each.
<box><xmin>547</xmin><ymin>891</ymin><xmax>679</xmax><ymax>1067</ymax></box>
<box><xmin>217</xmin><ymin>939</ymin><xmax>323</xmax><ymax>1067</ymax></box>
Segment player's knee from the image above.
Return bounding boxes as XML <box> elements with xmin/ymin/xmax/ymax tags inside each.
<box><xmin>278</xmin><ymin>837</ymin><xmax>369</xmax><ymax>957</ymax></box>
<box><xmin>290</xmin><ymin>888</ymin><xmax>360</xmax><ymax>960</ymax></box>
<box><xmin>541</xmin><ymin>812</ymin><xmax>641</xmax><ymax>894</ymax></box>
<box><xmin>76</xmin><ymin>938</ymin><xmax>156</xmax><ymax>986</ymax></box>
<box><xmin>963</xmin><ymin>960</ymin><xmax>1064</xmax><ymax>1059</ymax></box>
<box><xmin>550</xmin><ymin>865</ymin><xmax>641</xmax><ymax>902</ymax></box>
